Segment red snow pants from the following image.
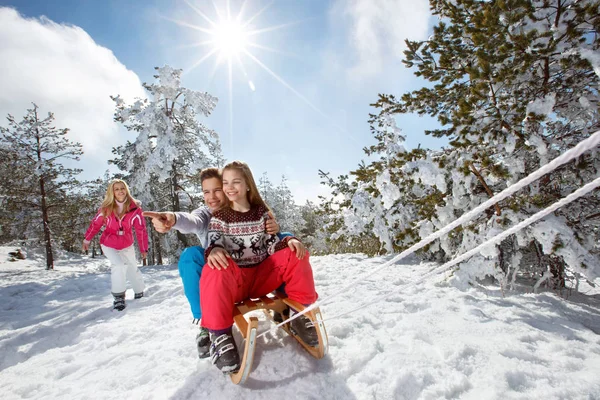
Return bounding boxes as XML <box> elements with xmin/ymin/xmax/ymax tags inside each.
<box><xmin>200</xmin><ymin>247</ymin><xmax>318</xmax><ymax>331</ymax></box>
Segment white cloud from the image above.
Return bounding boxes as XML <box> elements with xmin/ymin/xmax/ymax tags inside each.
<box><xmin>0</xmin><ymin>7</ymin><xmax>146</xmax><ymax>180</ymax></box>
<box><xmin>331</xmin><ymin>0</ymin><xmax>431</xmax><ymax>78</ymax></box>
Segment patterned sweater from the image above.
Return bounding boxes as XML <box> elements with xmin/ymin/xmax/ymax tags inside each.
<box><xmin>205</xmin><ymin>204</ymin><xmax>292</xmax><ymax>267</ymax></box>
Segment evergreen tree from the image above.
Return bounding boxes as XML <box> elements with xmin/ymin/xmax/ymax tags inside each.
<box><xmin>298</xmin><ymin>200</ymin><xmax>330</xmax><ymax>255</ymax></box>
<box><xmin>111</xmin><ymin>65</ymin><xmax>225</xmax><ymax>261</ymax></box>
<box><xmin>258</xmin><ymin>172</ymin><xmax>305</xmax><ymax>234</ymax></box>
<box><xmin>65</xmin><ymin>172</ymin><xmax>111</xmax><ymax>257</ymax></box>
<box><xmin>258</xmin><ymin>172</ymin><xmax>277</xmax><ymax>207</ymax></box>
<box><xmin>322</xmin><ymin>0</ymin><xmax>600</xmax><ymax>290</ymax></box>
<box><xmin>317</xmin><ymin>168</ymin><xmax>391</xmax><ymax>256</ymax></box>
<box><xmin>0</xmin><ymin>104</ymin><xmax>83</xmax><ymax>269</ymax></box>
<box><xmin>272</xmin><ymin>176</ymin><xmax>304</xmax><ymax>234</ymax></box>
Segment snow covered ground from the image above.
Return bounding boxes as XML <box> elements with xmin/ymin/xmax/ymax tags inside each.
<box><xmin>1</xmin><ymin>246</ymin><xmax>599</xmax><ymax>400</ymax></box>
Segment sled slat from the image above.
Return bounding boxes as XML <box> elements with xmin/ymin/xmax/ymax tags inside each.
<box><xmin>233</xmin><ymin>310</ymin><xmax>248</xmax><ymax>338</ymax></box>
<box><xmin>243</xmin><ymin>298</ymin><xmax>257</xmax><ymax>309</ymax></box>
<box><xmin>260</xmin><ymin>295</ymin><xmax>274</xmax><ymax>305</ymax></box>
<box><xmin>229</xmin><ymin>293</ymin><xmax>327</xmax><ymax>384</ymax></box>
<box><xmin>231</xmin><ymin>317</ymin><xmax>258</xmax><ymax>385</ymax></box>
<box><xmin>282</xmin><ymin>298</ymin><xmax>303</xmax><ymax>313</ymax></box>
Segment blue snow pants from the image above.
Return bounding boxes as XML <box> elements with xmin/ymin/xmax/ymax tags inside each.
<box><xmin>178</xmin><ymin>246</ymin><xmax>205</xmax><ymax>319</ymax></box>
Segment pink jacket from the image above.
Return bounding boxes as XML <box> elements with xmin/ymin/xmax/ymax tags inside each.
<box><xmin>84</xmin><ymin>202</ymin><xmax>148</xmax><ymax>252</ymax></box>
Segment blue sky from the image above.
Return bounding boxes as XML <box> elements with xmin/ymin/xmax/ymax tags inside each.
<box><xmin>0</xmin><ymin>0</ymin><xmax>445</xmax><ymax>203</ymax></box>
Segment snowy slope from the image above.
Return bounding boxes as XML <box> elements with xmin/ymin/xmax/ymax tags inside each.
<box><xmin>0</xmin><ymin>246</ymin><xmax>599</xmax><ymax>400</ymax></box>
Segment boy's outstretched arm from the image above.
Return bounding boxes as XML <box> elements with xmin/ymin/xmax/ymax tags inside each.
<box><xmin>143</xmin><ymin>211</ymin><xmax>176</xmax><ymax>233</ymax></box>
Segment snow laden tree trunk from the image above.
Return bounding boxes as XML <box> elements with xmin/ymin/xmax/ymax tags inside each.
<box><xmin>0</xmin><ymin>104</ymin><xmax>83</xmax><ymax>270</ymax></box>
<box><xmin>111</xmin><ymin>65</ymin><xmax>224</xmax><ymax>261</ymax></box>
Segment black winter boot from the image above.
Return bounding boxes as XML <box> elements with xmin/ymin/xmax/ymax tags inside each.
<box><xmin>196</xmin><ymin>326</ymin><xmax>210</xmax><ymax>359</ymax></box>
<box><xmin>289</xmin><ymin>310</ymin><xmax>318</xmax><ymax>346</ymax></box>
<box><xmin>113</xmin><ymin>294</ymin><xmax>126</xmax><ymax>311</ymax></box>
<box><xmin>134</xmin><ymin>292</ymin><xmax>144</xmax><ymax>299</ymax></box>
<box><xmin>209</xmin><ymin>331</ymin><xmax>240</xmax><ymax>374</ymax></box>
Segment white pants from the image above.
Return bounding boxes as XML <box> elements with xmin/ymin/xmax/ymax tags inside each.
<box><xmin>101</xmin><ymin>244</ymin><xmax>145</xmax><ymax>296</ymax></box>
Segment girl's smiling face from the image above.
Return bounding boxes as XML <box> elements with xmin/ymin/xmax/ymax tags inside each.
<box><xmin>113</xmin><ymin>182</ymin><xmax>127</xmax><ymax>203</ymax></box>
<box><xmin>222</xmin><ymin>168</ymin><xmax>249</xmax><ymax>205</ymax></box>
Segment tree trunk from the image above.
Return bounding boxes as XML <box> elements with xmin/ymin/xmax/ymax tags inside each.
<box><xmin>171</xmin><ymin>163</ymin><xmax>189</xmax><ymax>249</ymax></box>
<box><xmin>152</xmin><ymin>228</ymin><xmax>163</xmax><ymax>265</ymax></box>
<box><xmin>146</xmin><ymin>226</ymin><xmax>155</xmax><ymax>265</ymax></box>
<box><xmin>35</xmin><ymin>110</ymin><xmax>54</xmax><ymax>270</ymax></box>
<box><xmin>550</xmin><ymin>256</ymin><xmax>566</xmax><ymax>289</ymax></box>
<box><xmin>469</xmin><ymin>162</ymin><xmax>501</xmax><ymax>216</ymax></box>
<box><xmin>39</xmin><ymin>177</ymin><xmax>54</xmax><ymax>269</ymax></box>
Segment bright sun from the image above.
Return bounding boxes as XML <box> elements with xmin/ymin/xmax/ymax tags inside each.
<box><xmin>169</xmin><ymin>1</ymin><xmax>345</xmax><ymax>153</ymax></box>
<box><xmin>212</xmin><ymin>20</ymin><xmax>247</xmax><ymax>58</ymax></box>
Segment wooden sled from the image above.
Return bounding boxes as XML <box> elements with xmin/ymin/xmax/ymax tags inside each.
<box><xmin>229</xmin><ymin>292</ymin><xmax>328</xmax><ymax>385</ymax></box>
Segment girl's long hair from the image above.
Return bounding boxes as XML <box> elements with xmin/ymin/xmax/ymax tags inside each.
<box><xmin>100</xmin><ymin>179</ymin><xmax>138</xmax><ymax>218</ymax></box>
<box><xmin>222</xmin><ymin>161</ymin><xmax>269</xmax><ymax>210</ymax></box>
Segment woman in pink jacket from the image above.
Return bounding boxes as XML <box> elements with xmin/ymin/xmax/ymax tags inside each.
<box><xmin>82</xmin><ymin>179</ymin><xmax>149</xmax><ymax>311</ymax></box>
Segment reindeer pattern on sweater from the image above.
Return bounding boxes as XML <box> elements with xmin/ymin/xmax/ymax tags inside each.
<box><xmin>205</xmin><ymin>204</ymin><xmax>290</xmax><ymax>267</ymax></box>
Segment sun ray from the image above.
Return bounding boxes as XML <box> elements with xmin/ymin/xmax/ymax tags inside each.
<box><xmin>162</xmin><ymin>16</ymin><xmax>213</xmax><ymax>34</ymax></box>
<box><xmin>184</xmin><ymin>47</ymin><xmax>220</xmax><ymax>75</ymax></box>
<box><xmin>211</xmin><ymin>0</ymin><xmax>224</xmax><ymax>21</ymax></box>
<box><xmin>242</xmin><ymin>49</ymin><xmax>356</xmax><ymax>143</ymax></box>
<box><xmin>241</xmin><ymin>0</ymin><xmax>274</xmax><ymax>28</ymax></box>
<box><xmin>176</xmin><ymin>40</ymin><xmax>214</xmax><ymax>50</ymax></box>
<box><xmin>228</xmin><ymin>57</ymin><xmax>234</xmax><ymax>157</ymax></box>
<box><xmin>235</xmin><ymin>0</ymin><xmax>250</xmax><ymax>23</ymax></box>
<box><xmin>246</xmin><ymin>19</ymin><xmax>308</xmax><ymax>37</ymax></box>
<box><xmin>199</xmin><ymin>56</ymin><xmax>223</xmax><ymax>92</ymax></box>
<box><xmin>246</xmin><ymin>42</ymin><xmax>300</xmax><ymax>60</ymax></box>
<box><xmin>234</xmin><ymin>53</ymin><xmax>249</xmax><ymax>80</ymax></box>
<box><xmin>184</xmin><ymin>0</ymin><xmax>217</xmax><ymax>27</ymax></box>
<box><xmin>235</xmin><ymin>53</ymin><xmax>247</xmax><ymax>73</ymax></box>
<box><xmin>233</xmin><ymin>53</ymin><xmax>256</xmax><ymax>92</ymax></box>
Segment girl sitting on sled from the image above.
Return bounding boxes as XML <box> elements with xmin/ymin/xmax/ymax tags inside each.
<box><xmin>200</xmin><ymin>160</ymin><xmax>319</xmax><ymax>373</ymax></box>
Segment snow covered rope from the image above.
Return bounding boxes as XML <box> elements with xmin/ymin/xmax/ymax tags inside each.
<box><xmin>258</xmin><ymin>129</ymin><xmax>600</xmax><ymax>339</ymax></box>
<box><xmin>321</xmin><ymin>175</ymin><xmax>600</xmax><ymax>323</ymax></box>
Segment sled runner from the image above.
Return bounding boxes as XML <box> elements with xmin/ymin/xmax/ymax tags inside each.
<box><xmin>229</xmin><ymin>292</ymin><xmax>328</xmax><ymax>384</ymax></box>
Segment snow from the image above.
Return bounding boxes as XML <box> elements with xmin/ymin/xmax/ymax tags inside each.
<box><xmin>526</xmin><ymin>93</ymin><xmax>556</xmax><ymax>117</ymax></box>
<box><xmin>376</xmin><ymin>170</ymin><xmax>401</xmax><ymax>210</ymax></box>
<box><xmin>402</xmin><ymin>158</ymin><xmax>447</xmax><ymax>193</ymax></box>
<box><xmin>1</xmin><ymin>247</ymin><xmax>600</xmax><ymax>399</ymax></box>
<box><xmin>580</xmin><ymin>48</ymin><xmax>600</xmax><ymax>79</ymax></box>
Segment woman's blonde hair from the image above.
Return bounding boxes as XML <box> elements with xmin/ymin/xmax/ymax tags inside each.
<box><xmin>222</xmin><ymin>161</ymin><xmax>269</xmax><ymax>209</ymax></box>
<box><xmin>100</xmin><ymin>179</ymin><xmax>138</xmax><ymax>217</ymax></box>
